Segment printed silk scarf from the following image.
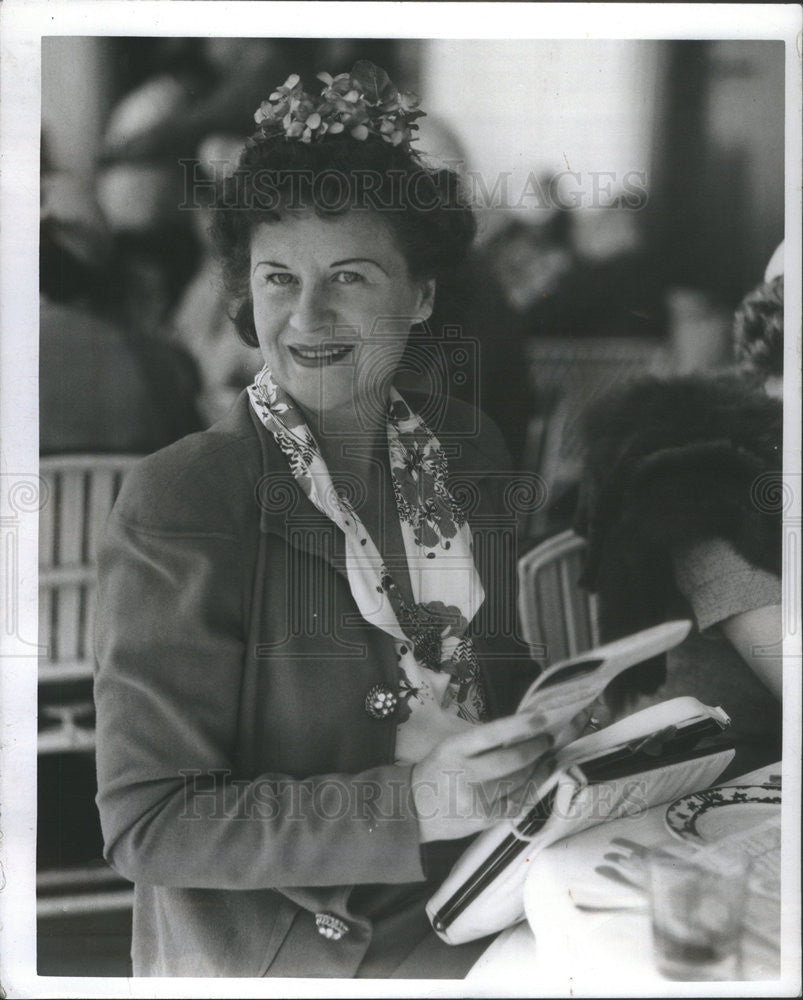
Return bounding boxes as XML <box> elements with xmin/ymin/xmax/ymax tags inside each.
<box><xmin>248</xmin><ymin>364</ymin><xmax>487</xmax><ymax>764</ymax></box>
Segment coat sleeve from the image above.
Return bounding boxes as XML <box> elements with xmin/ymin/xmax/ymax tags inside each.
<box><xmin>94</xmin><ymin>503</ymin><xmax>427</xmax><ymax>891</ymax></box>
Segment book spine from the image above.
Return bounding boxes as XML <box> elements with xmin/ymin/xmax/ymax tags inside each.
<box><xmin>431</xmin><ymin>786</ymin><xmax>559</xmax><ymax>932</ymax></box>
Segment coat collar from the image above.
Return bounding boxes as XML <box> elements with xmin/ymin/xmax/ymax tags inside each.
<box><xmin>214</xmin><ymin>391</ymin><xmax>531</xmax><ymax>719</ymax></box>
<box><xmin>216</xmin><ymin>389</ymin><xmax>510</xmax><ymax>586</ymax></box>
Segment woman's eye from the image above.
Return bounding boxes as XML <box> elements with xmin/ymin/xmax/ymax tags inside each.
<box><xmin>265</xmin><ymin>272</ymin><xmax>295</xmax><ymax>286</ymax></box>
<box><xmin>333</xmin><ymin>271</ymin><xmax>364</xmax><ymax>285</ymax></box>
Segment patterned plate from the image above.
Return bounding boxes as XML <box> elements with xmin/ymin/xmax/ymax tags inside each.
<box><xmin>665</xmin><ymin>785</ymin><xmax>782</xmax><ymax>843</ymax></box>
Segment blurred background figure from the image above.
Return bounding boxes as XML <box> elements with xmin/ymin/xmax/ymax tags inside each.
<box><xmin>404</xmin><ymin>116</ymin><xmax>532</xmax><ymax>466</ymax></box>
<box><xmin>39</xmin><ymin>166</ymin><xmax>202</xmax><ymax>455</ymax></box>
<box><xmin>166</xmin><ymin>134</ymin><xmax>259</xmax><ymax>425</ymax></box>
<box><xmin>732</xmin><ymin>273</ymin><xmax>784</xmax><ymax>400</ymax></box>
<box><xmin>480</xmin><ymin>202</ymin><xmax>665</xmax><ymax>343</ymax></box>
<box><xmin>573</xmin><ymin>249</ymin><xmax>785</xmax><ymax>779</ymax></box>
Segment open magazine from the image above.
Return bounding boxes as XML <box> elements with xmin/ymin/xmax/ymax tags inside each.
<box><xmin>426</xmin><ymin>621</ymin><xmax>735</xmax><ymax>945</ymax></box>
<box><xmin>516</xmin><ymin>619</ymin><xmax>693</xmax><ymax>735</ymax></box>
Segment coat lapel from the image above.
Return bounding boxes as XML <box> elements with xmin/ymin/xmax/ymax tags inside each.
<box><xmin>243</xmin><ymin>403</ymin><xmax>354</xmax><ymax>593</ymax></box>
<box><xmin>227</xmin><ymin>390</ymin><xmax>516</xmax><ymax>624</ymax></box>
<box><xmin>223</xmin><ymin>390</ymin><xmax>532</xmax><ymax>718</ymax></box>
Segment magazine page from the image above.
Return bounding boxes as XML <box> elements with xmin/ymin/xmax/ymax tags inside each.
<box><xmin>517</xmin><ymin>620</ymin><xmax>692</xmax><ymax>735</ymax></box>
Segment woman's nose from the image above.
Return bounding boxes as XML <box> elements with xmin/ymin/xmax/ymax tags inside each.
<box><xmin>290</xmin><ymin>281</ymin><xmax>336</xmax><ymax>336</ymax></box>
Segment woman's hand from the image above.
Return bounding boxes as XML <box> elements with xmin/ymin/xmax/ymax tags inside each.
<box><xmin>411</xmin><ymin>709</ymin><xmax>590</xmax><ymax>843</ymax></box>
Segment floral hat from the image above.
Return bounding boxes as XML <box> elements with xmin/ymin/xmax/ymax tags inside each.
<box><xmin>252</xmin><ymin>60</ymin><xmax>425</xmax><ymax>151</ymax></box>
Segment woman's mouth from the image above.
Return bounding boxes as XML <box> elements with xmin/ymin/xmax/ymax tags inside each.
<box><xmin>288</xmin><ymin>343</ymin><xmax>356</xmax><ymax>368</ymax></box>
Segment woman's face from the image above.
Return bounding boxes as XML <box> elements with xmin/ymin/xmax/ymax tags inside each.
<box><xmin>249</xmin><ymin>210</ymin><xmax>434</xmax><ymax>421</ymax></box>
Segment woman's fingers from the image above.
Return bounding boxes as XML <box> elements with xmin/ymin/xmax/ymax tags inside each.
<box><xmin>463</xmin><ymin>734</ymin><xmax>553</xmax><ymax>783</ymax></box>
<box><xmin>550</xmin><ymin>706</ymin><xmax>594</xmax><ymax>747</ymax></box>
<box><xmin>460</xmin><ymin>710</ymin><xmax>551</xmax><ymax>758</ymax></box>
<box><xmin>412</xmin><ymin>712</ymin><xmax>559</xmax><ymax>842</ymax></box>
<box><xmin>476</xmin><ymin>754</ymin><xmax>556</xmax><ymax>822</ymax></box>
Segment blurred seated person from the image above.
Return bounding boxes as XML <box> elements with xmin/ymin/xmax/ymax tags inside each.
<box><xmin>168</xmin><ymin>135</ymin><xmax>259</xmax><ymax>426</ymax></box>
<box><xmin>40</xmin><ymin>172</ymin><xmax>202</xmax><ymax>455</ymax></box>
<box><xmin>573</xmin><ymin>265</ymin><xmax>784</xmax><ymax>775</ymax></box>
<box><xmin>733</xmin><ymin>274</ymin><xmax>783</xmax><ymax>401</ymax></box>
<box><xmin>96</xmin><ymin>75</ymin><xmax>202</xmax><ymax>342</ymax></box>
<box><xmin>472</xmin><ymin>205</ymin><xmax>666</xmax><ymax>480</ymax></box>
<box><xmin>390</xmin><ymin>120</ymin><xmax>532</xmax><ymax>466</ymax></box>
<box><xmin>424</xmin><ymin>230</ymin><xmax>530</xmax><ymax>468</ymax></box>
<box><xmin>481</xmin><ymin>207</ymin><xmax>666</xmax><ymax>343</ymax></box>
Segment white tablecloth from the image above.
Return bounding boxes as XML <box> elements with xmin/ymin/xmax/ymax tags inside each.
<box><xmin>466</xmin><ymin>763</ymin><xmax>784</xmax><ymax>995</ymax></box>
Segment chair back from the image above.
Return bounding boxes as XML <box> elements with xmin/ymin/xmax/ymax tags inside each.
<box><xmin>38</xmin><ymin>454</ymin><xmax>139</xmax><ymax>752</ymax></box>
<box><xmin>517</xmin><ymin>529</ymin><xmax>599</xmax><ymax>665</ymax></box>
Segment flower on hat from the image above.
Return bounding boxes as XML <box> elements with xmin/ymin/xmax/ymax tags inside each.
<box><xmin>252</xmin><ymin>61</ymin><xmax>425</xmax><ymax>150</ymax></box>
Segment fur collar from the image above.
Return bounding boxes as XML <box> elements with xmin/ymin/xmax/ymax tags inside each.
<box><xmin>574</xmin><ymin>373</ymin><xmax>782</xmax><ymax>702</ymax></box>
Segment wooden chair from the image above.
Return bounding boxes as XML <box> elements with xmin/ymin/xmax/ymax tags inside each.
<box><xmin>517</xmin><ymin>529</ymin><xmax>600</xmax><ymax>666</ymax></box>
<box><xmin>38</xmin><ymin>454</ymin><xmax>139</xmax><ymax>927</ymax></box>
<box><xmin>38</xmin><ymin>454</ymin><xmax>139</xmax><ymax>753</ymax></box>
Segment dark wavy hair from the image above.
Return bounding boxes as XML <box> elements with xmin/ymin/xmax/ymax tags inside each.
<box><xmin>732</xmin><ymin>275</ymin><xmax>784</xmax><ymax>379</ymax></box>
<box><xmin>209</xmin><ymin>134</ymin><xmax>477</xmax><ymax>347</ymax></box>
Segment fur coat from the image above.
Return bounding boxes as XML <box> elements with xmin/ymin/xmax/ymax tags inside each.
<box><xmin>573</xmin><ymin>373</ymin><xmax>782</xmax><ymax>705</ymax></box>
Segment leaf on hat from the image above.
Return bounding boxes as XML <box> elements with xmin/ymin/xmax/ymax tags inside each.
<box><xmin>350</xmin><ymin>60</ymin><xmax>395</xmax><ymax>105</ymax></box>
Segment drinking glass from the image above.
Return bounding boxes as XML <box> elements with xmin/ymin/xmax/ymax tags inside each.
<box><xmin>646</xmin><ymin>848</ymin><xmax>752</xmax><ymax>981</ymax></box>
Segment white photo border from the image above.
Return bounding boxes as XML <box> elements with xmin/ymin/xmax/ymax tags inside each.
<box><xmin>1</xmin><ymin>3</ymin><xmax>800</xmax><ymax>998</ymax></box>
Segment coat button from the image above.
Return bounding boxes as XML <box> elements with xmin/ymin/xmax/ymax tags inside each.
<box><xmin>364</xmin><ymin>683</ymin><xmax>398</xmax><ymax>719</ymax></box>
<box><xmin>315</xmin><ymin>912</ymin><xmax>350</xmax><ymax>941</ymax></box>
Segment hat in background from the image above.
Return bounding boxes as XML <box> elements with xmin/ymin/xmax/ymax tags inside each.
<box><xmin>97</xmin><ymin>75</ymin><xmax>193</xmax><ymax>234</ymax></box>
<box><xmin>96</xmin><ymin>163</ymin><xmax>182</xmax><ymax>234</ymax></box>
<box><xmin>764</xmin><ymin>241</ymin><xmax>784</xmax><ymax>282</ymax></box>
<box><xmin>196</xmin><ymin>133</ymin><xmax>244</xmax><ymax>180</ymax></box>
<box><xmin>102</xmin><ymin>75</ymin><xmax>190</xmax><ymax>153</ymax></box>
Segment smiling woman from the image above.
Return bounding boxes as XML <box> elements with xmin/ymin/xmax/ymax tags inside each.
<box><xmin>92</xmin><ymin>61</ymin><xmax>566</xmax><ymax>980</ymax></box>
<box><xmin>247</xmin><ymin>211</ymin><xmax>434</xmax><ymax>421</ymax></box>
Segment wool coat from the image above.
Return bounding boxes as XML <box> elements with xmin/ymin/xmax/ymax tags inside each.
<box><xmin>93</xmin><ymin>390</ymin><xmax>536</xmax><ymax>977</ymax></box>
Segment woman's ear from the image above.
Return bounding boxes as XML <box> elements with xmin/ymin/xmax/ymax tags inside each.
<box><xmin>417</xmin><ymin>278</ymin><xmax>436</xmax><ymax>322</ymax></box>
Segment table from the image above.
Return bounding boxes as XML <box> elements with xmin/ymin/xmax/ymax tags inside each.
<box><xmin>466</xmin><ymin>763</ymin><xmax>785</xmax><ymax>994</ymax></box>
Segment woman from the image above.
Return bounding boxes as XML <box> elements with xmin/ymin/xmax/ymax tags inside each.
<box><xmin>574</xmin><ymin>269</ymin><xmax>784</xmax><ymax>774</ymax></box>
<box><xmin>94</xmin><ymin>62</ymin><xmax>559</xmax><ymax>979</ymax></box>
